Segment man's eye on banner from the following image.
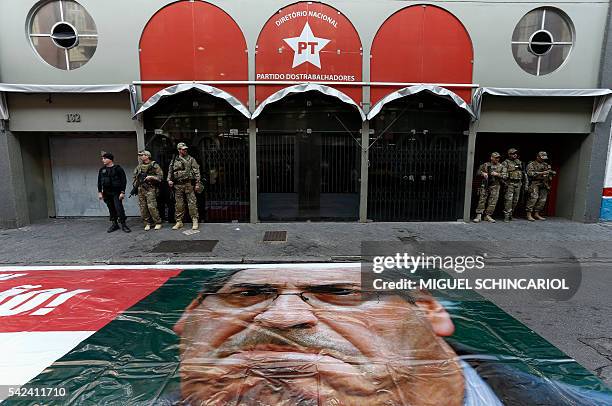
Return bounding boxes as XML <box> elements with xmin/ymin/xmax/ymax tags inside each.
<box><xmin>1</xmin><ymin>266</ymin><xmax>610</xmax><ymax>405</ymax></box>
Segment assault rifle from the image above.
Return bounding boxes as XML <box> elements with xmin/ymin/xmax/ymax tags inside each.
<box><xmin>543</xmin><ymin>169</ymin><xmax>557</xmax><ymax>190</ymax></box>
<box><xmin>479</xmin><ymin>163</ymin><xmax>491</xmax><ymax>192</ymax></box>
<box><xmin>129</xmin><ymin>172</ymin><xmax>147</xmax><ymax>197</ymax></box>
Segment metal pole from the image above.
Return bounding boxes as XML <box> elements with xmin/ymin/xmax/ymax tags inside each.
<box><xmin>463</xmin><ymin>121</ymin><xmax>478</xmax><ymax>222</ymax></box>
<box><xmin>249</xmin><ymin>119</ymin><xmax>258</xmax><ymax>223</ymax></box>
<box><xmin>134</xmin><ymin>116</ymin><xmax>145</xmax><ymax>151</ymax></box>
<box><xmin>360</xmin><ymin>121</ymin><xmax>370</xmax><ymax>222</ymax></box>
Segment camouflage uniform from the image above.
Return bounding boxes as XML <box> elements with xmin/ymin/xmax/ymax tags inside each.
<box><xmin>526</xmin><ymin>160</ymin><xmax>554</xmax><ymax>213</ymax></box>
<box><xmin>168</xmin><ymin>154</ymin><xmax>201</xmax><ymax>222</ymax></box>
<box><xmin>475</xmin><ymin>161</ymin><xmax>507</xmax><ymax>216</ymax></box>
<box><xmin>133</xmin><ymin>160</ymin><xmax>163</xmax><ymax>225</ymax></box>
<box><xmin>501</xmin><ymin>158</ymin><xmax>524</xmax><ymax>217</ymax></box>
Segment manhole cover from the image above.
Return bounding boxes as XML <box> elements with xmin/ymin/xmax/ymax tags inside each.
<box><xmin>264</xmin><ymin>231</ymin><xmax>287</xmax><ymax>242</ymax></box>
<box><xmin>151</xmin><ymin>240</ymin><xmax>218</xmax><ymax>253</ymax></box>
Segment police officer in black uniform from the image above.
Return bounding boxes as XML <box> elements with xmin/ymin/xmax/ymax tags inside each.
<box><xmin>97</xmin><ymin>152</ymin><xmax>131</xmax><ymax>233</ymax></box>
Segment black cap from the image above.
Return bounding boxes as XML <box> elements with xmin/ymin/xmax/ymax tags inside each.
<box><xmin>102</xmin><ymin>152</ymin><xmax>114</xmax><ymax>161</ymax></box>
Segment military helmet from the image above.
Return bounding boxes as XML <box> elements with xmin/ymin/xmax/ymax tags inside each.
<box><xmin>138</xmin><ymin>150</ymin><xmax>152</xmax><ymax>158</ymax></box>
<box><xmin>508</xmin><ymin>148</ymin><xmax>518</xmax><ymax>154</ymax></box>
<box><xmin>177</xmin><ymin>142</ymin><xmax>188</xmax><ymax>150</ymax></box>
<box><xmin>490</xmin><ymin>152</ymin><xmax>501</xmax><ymax>158</ymax></box>
<box><xmin>538</xmin><ymin>151</ymin><xmax>548</xmax><ymax>160</ymax></box>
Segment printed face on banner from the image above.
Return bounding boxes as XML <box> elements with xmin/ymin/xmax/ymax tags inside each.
<box><xmin>256</xmin><ymin>2</ymin><xmax>363</xmax><ymax>105</ymax></box>
<box><xmin>3</xmin><ymin>266</ymin><xmax>611</xmax><ymax>405</ymax></box>
<box><xmin>174</xmin><ymin>267</ymin><xmax>462</xmax><ymax>405</ymax></box>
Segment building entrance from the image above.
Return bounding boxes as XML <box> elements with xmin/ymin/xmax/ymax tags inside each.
<box><xmin>144</xmin><ymin>90</ymin><xmax>250</xmax><ymax>222</ymax></box>
<box><xmin>256</xmin><ymin>92</ymin><xmax>362</xmax><ymax>221</ymax></box>
<box><xmin>368</xmin><ymin>93</ymin><xmax>470</xmax><ymax>221</ymax></box>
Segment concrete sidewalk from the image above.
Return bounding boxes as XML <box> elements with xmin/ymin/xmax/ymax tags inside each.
<box><xmin>1</xmin><ymin>218</ymin><xmax>611</xmax><ymax>386</ymax></box>
<box><xmin>1</xmin><ymin>217</ymin><xmax>612</xmax><ymax>265</ymax></box>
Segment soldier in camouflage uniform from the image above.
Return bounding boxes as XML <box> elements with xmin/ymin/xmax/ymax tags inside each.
<box><xmin>526</xmin><ymin>151</ymin><xmax>556</xmax><ymax>221</ymax></box>
<box><xmin>473</xmin><ymin>152</ymin><xmax>507</xmax><ymax>223</ymax></box>
<box><xmin>168</xmin><ymin>142</ymin><xmax>201</xmax><ymax>230</ymax></box>
<box><xmin>501</xmin><ymin>148</ymin><xmax>525</xmax><ymax>222</ymax></box>
<box><xmin>133</xmin><ymin>150</ymin><xmax>163</xmax><ymax>230</ymax></box>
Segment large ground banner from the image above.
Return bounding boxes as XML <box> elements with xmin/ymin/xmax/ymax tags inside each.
<box><xmin>1</xmin><ymin>265</ymin><xmax>610</xmax><ymax>405</ymax></box>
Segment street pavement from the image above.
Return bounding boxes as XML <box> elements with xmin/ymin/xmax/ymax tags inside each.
<box><xmin>0</xmin><ymin>217</ymin><xmax>611</xmax><ymax>387</ymax></box>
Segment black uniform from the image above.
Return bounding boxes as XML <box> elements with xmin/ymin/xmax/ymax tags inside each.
<box><xmin>97</xmin><ymin>165</ymin><xmax>128</xmax><ymax>224</ymax></box>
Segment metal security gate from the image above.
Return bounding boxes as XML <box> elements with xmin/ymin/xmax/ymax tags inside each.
<box><xmin>257</xmin><ymin>132</ymin><xmax>360</xmax><ymax>221</ymax></box>
<box><xmin>256</xmin><ymin>91</ymin><xmax>363</xmax><ymax>222</ymax></box>
<box><xmin>49</xmin><ymin>134</ymin><xmax>140</xmax><ymax>217</ymax></box>
<box><xmin>144</xmin><ymin>89</ymin><xmax>250</xmax><ymax>222</ymax></box>
<box><xmin>146</xmin><ymin>132</ymin><xmax>250</xmax><ymax>222</ymax></box>
<box><xmin>200</xmin><ymin>134</ymin><xmax>250</xmax><ymax>221</ymax></box>
<box><xmin>368</xmin><ymin>94</ymin><xmax>470</xmax><ymax>221</ymax></box>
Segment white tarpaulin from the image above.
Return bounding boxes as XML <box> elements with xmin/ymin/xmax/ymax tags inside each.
<box><xmin>0</xmin><ymin>84</ymin><xmax>137</xmax><ymax>119</ymax></box>
<box><xmin>367</xmin><ymin>84</ymin><xmax>476</xmax><ymax>120</ymax></box>
<box><xmin>134</xmin><ymin>83</ymin><xmax>251</xmax><ymax>119</ymax></box>
<box><xmin>252</xmin><ymin>83</ymin><xmax>366</xmax><ymax>121</ymax></box>
<box><xmin>473</xmin><ymin>87</ymin><xmax>612</xmax><ymax>123</ymax></box>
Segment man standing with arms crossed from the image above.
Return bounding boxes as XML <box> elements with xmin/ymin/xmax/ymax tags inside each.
<box><xmin>167</xmin><ymin>143</ymin><xmax>202</xmax><ymax>230</ymax></box>
<box><xmin>97</xmin><ymin>152</ymin><xmax>131</xmax><ymax>233</ymax></box>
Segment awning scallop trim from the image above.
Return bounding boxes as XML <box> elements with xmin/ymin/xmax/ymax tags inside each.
<box><xmin>367</xmin><ymin>84</ymin><xmax>476</xmax><ymax>121</ymax></box>
<box><xmin>252</xmin><ymin>83</ymin><xmax>366</xmax><ymax>121</ymax></box>
<box><xmin>134</xmin><ymin>83</ymin><xmax>251</xmax><ymax>119</ymax></box>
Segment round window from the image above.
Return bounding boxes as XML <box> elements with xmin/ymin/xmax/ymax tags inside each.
<box><xmin>511</xmin><ymin>7</ymin><xmax>574</xmax><ymax>76</ymax></box>
<box><xmin>28</xmin><ymin>0</ymin><xmax>98</xmax><ymax>70</ymax></box>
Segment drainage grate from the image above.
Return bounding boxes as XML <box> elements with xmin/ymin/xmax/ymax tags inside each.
<box><xmin>151</xmin><ymin>240</ymin><xmax>218</xmax><ymax>253</ymax></box>
<box><xmin>263</xmin><ymin>231</ymin><xmax>287</xmax><ymax>242</ymax></box>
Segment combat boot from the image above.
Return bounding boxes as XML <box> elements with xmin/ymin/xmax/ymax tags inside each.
<box><xmin>107</xmin><ymin>221</ymin><xmax>120</xmax><ymax>233</ymax></box>
<box><xmin>526</xmin><ymin>212</ymin><xmax>535</xmax><ymax>222</ymax></box>
<box><xmin>192</xmin><ymin>218</ymin><xmax>199</xmax><ymax>230</ymax></box>
<box><xmin>172</xmin><ymin>221</ymin><xmax>184</xmax><ymax>230</ymax></box>
<box><xmin>484</xmin><ymin>215</ymin><xmax>496</xmax><ymax>223</ymax></box>
<box><xmin>534</xmin><ymin>212</ymin><xmax>546</xmax><ymax>221</ymax></box>
<box><xmin>503</xmin><ymin>214</ymin><xmax>510</xmax><ymax>223</ymax></box>
<box><xmin>472</xmin><ymin>214</ymin><xmax>482</xmax><ymax>223</ymax></box>
<box><xmin>121</xmin><ymin>222</ymin><xmax>131</xmax><ymax>233</ymax></box>
<box><xmin>144</xmin><ymin>224</ymin><xmax>151</xmax><ymax>231</ymax></box>
<box><xmin>154</xmin><ymin>224</ymin><xmax>162</xmax><ymax>230</ymax></box>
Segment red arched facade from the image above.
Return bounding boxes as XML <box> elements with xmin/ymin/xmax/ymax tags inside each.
<box><xmin>370</xmin><ymin>5</ymin><xmax>474</xmax><ymax>104</ymax></box>
<box><xmin>256</xmin><ymin>2</ymin><xmax>363</xmax><ymax>106</ymax></box>
<box><xmin>139</xmin><ymin>1</ymin><xmax>248</xmax><ymax>104</ymax></box>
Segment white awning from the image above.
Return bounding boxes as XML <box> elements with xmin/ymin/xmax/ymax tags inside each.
<box><xmin>252</xmin><ymin>83</ymin><xmax>366</xmax><ymax>121</ymax></box>
<box><xmin>0</xmin><ymin>84</ymin><xmax>137</xmax><ymax>119</ymax></box>
<box><xmin>367</xmin><ymin>84</ymin><xmax>476</xmax><ymax>120</ymax></box>
<box><xmin>134</xmin><ymin>83</ymin><xmax>251</xmax><ymax>119</ymax></box>
<box><xmin>473</xmin><ymin>87</ymin><xmax>612</xmax><ymax>123</ymax></box>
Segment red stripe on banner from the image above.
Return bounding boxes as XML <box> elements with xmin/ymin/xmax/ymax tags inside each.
<box><xmin>603</xmin><ymin>187</ymin><xmax>612</xmax><ymax>197</ymax></box>
<box><xmin>0</xmin><ymin>269</ymin><xmax>181</xmax><ymax>333</ymax></box>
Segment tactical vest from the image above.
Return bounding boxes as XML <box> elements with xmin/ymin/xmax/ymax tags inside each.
<box><xmin>504</xmin><ymin>159</ymin><xmax>523</xmax><ymax>181</ymax></box>
<box><xmin>136</xmin><ymin>162</ymin><xmax>160</xmax><ymax>188</ymax></box>
<box><xmin>482</xmin><ymin>162</ymin><xmax>504</xmax><ymax>185</ymax></box>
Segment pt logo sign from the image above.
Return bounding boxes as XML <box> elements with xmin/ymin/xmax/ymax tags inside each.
<box><xmin>256</xmin><ymin>2</ymin><xmax>363</xmax><ymax>105</ymax></box>
<box><xmin>284</xmin><ymin>22</ymin><xmax>330</xmax><ymax>68</ymax></box>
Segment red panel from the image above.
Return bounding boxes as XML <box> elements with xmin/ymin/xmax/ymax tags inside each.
<box><xmin>139</xmin><ymin>1</ymin><xmax>248</xmax><ymax>104</ymax></box>
<box><xmin>371</xmin><ymin>5</ymin><xmax>473</xmax><ymax>105</ymax></box>
<box><xmin>604</xmin><ymin>188</ymin><xmax>612</xmax><ymax>197</ymax></box>
<box><xmin>0</xmin><ymin>269</ymin><xmax>181</xmax><ymax>332</ymax></box>
<box><xmin>256</xmin><ymin>2</ymin><xmax>362</xmax><ymax>106</ymax></box>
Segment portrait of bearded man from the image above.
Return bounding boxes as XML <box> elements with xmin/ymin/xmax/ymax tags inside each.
<box><xmin>170</xmin><ymin>266</ymin><xmax>605</xmax><ymax>406</ymax></box>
